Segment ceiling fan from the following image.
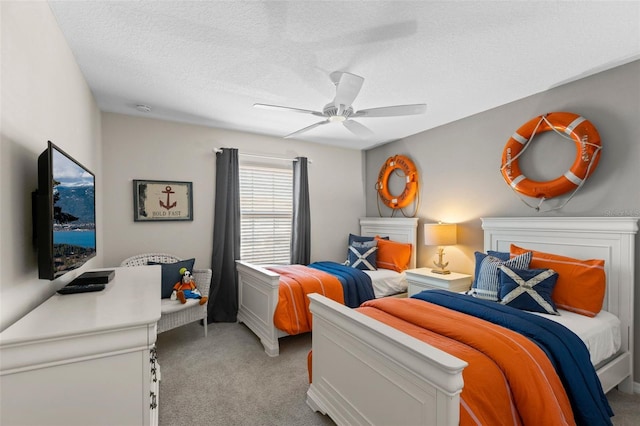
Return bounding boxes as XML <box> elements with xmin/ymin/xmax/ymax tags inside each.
<box><xmin>253</xmin><ymin>71</ymin><xmax>427</xmax><ymax>139</ymax></box>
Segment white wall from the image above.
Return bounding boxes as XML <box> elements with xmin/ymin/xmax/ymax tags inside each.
<box><xmin>101</xmin><ymin>112</ymin><xmax>365</xmax><ymax>269</ymax></box>
<box><xmin>0</xmin><ymin>2</ymin><xmax>103</xmax><ymax>331</ymax></box>
<box><xmin>366</xmin><ymin>60</ymin><xmax>640</xmax><ymax>382</ymax></box>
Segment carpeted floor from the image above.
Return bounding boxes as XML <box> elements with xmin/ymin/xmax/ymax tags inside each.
<box><xmin>157</xmin><ymin>321</ymin><xmax>639</xmax><ymax>425</ymax></box>
<box><xmin>157</xmin><ymin>321</ymin><xmax>333</xmax><ymax>426</ymax></box>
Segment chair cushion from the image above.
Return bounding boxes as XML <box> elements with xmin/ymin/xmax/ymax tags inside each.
<box><xmin>149</xmin><ymin>258</ymin><xmax>195</xmax><ymax>298</ymax></box>
<box><xmin>161</xmin><ymin>298</ymin><xmax>201</xmax><ymax>313</ymax></box>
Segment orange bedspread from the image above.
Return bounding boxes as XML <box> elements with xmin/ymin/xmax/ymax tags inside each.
<box><xmin>358</xmin><ymin>298</ymin><xmax>575</xmax><ymax>426</ymax></box>
<box><xmin>268</xmin><ymin>265</ymin><xmax>344</xmax><ymax>335</ymax></box>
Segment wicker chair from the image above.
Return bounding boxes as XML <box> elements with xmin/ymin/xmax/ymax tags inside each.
<box><xmin>120</xmin><ymin>253</ymin><xmax>211</xmax><ymax>337</ymax></box>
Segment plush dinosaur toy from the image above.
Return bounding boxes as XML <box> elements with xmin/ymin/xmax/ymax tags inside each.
<box><xmin>171</xmin><ymin>267</ymin><xmax>208</xmax><ymax>305</ymax></box>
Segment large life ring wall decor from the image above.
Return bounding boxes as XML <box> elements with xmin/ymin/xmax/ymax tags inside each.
<box><xmin>500</xmin><ymin>112</ymin><xmax>602</xmax><ymax>211</ymax></box>
<box><xmin>375</xmin><ymin>155</ymin><xmax>419</xmax><ymax>216</ymax></box>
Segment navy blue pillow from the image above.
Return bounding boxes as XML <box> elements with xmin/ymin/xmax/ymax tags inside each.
<box><xmin>499</xmin><ymin>265</ymin><xmax>559</xmax><ymax>315</ymax></box>
<box><xmin>347</xmin><ymin>240</ymin><xmax>378</xmax><ymax>271</ymax></box>
<box><xmin>471</xmin><ymin>250</ymin><xmax>511</xmax><ymax>288</ymax></box>
<box><xmin>347</xmin><ymin>234</ymin><xmax>388</xmax><ymax>261</ymax></box>
<box><xmin>148</xmin><ymin>258</ymin><xmax>195</xmax><ymax>298</ymax></box>
<box><xmin>348</xmin><ymin>233</ymin><xmax>389</xmax><ymax>244</ymax></box>
<box><xmin>470</xmin><ymin>251</ymin><xmax>532</xmax><ymax>301</ymax></box>
<box><xmin>349</xmin><ymin>233</ymin><xmax>374</xmax><ymax>244</ymax></box>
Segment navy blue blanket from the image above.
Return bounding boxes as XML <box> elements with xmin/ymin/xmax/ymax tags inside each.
<box><xmin>412</xmin><ymin>290</ymin><xmax>613</xmax><ymax>426</ymax></box>
<box><xmin>308</xmin><ymin>261</ymin><xmax>375</xmax><ymax>308</ymax></box>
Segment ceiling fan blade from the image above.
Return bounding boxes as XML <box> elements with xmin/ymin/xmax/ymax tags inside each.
<box><xmin>343</xmin><ymin>119</ymin><xmax>374</xmax><ymax>139</ymax></box>
<box><xmin>310</xmin><ymin>21</ymin><xmax>418</xmax><ymax>48</ymax></box>
<box><xmin>352</xmin><ymin>103</ymin><xmax>427</xmax><ymax>118</ymax></box>
<box><xmin>332</xmin><ymin>72</ymin><xmax>364</xmax><ymax>113</ymax></box>
<box><xmin>254</xmin><ymin>103</ymin><xmax>325</xmax><ymax>117</ymax></box>
<box><xmin>284</xmin><ymin>120</ymin><xmax>329</xmax><ymax>139</ymax></box>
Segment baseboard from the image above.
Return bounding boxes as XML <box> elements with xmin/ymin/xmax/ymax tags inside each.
<box><xmin>634</xmin><ymin>381</ymin><xmax>640</xmax><ymax>394</ymax></box>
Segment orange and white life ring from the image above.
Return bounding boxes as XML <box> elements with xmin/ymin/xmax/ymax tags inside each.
<box><xmin>376</xmin><ymin>155</ymin><xmax>418</xmax><ymax>209</ymax></box>
<box><xmin>501</xmin><ymin>112</ymin><xmax>602</xmax><ymax>199</ymax></box>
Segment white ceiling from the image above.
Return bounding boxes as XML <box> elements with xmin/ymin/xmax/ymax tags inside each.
<box><xmin>48</xmin><ymin>1</ymin><xmax>640</xmax><ymax>150</ymax></box>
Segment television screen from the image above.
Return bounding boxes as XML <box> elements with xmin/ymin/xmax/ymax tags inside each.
<box><xmin>37</xmin><ymin>141</ymin><xmax>96</xmax><ymax>280</ymax></box>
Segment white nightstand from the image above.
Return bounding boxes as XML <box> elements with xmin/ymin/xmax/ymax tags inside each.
<box><xmin>405</xmin><ymin>268</ymin><xmax>472</xmax><ymax>296</ymax></box>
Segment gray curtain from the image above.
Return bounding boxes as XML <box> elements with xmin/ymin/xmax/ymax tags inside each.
<box><xmin>208</xmin><ymin>148</ymin><xmax>240</xmax><ymax>322</ymax></box>
<box><xmin>291</xmin><ymin>157</ymin><xmax>310</xmax><ymax>265</ymax></box>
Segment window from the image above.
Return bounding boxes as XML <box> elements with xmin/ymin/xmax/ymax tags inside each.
<box><xmin>239</xmin><ymin>164</ymin><xmax>293</xmax><ymax>264</ymax></box>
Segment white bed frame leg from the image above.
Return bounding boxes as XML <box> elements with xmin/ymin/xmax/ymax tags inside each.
<box><xmin>617</xmin><ymin>376</ymin><xmax>633</xmax><ymax>394</ymax></box>
<box><xmin>236</xmin><ymin>261</ymin><xmax>284</xmax><ymax>357</ymax></box>
<box><xmin>306</xmin><ymin>387</ymin><xmax>326</xmax><ymax>415</ymax></box>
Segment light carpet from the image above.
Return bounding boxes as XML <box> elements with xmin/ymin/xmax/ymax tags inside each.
<box><xmin>157</xmin><ymin>321</ymin><xmax>639</xmax><ymax>425</ymax></box>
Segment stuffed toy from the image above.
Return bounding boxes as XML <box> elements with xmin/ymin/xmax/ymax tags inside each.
<box><xmin>171</xmin><ymin>267</ymin><xmax>208</xmax><ymax>305</ymax></box>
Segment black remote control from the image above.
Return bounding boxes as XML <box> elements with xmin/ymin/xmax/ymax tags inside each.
<box><xmin>57</xmin><ymin>283</ymin><xmax>106</xmax><ymax>295</ymax></box>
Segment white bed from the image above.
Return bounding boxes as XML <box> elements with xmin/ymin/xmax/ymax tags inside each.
<box><xmin>306</xmin><ymin>216</ymin><xmax>638</xmax><ymax>426</ymax></box>
<box><xmin>236</xmin><ymin>217</ymin><xmax>418</xmax><ymax>356</ymax></box>
<box><xmin>365</xmin><ymin>268</ymin><xmax>409</xmax><ymax>298</ymax></box>
<box><xmin>533</xmin><ymin>308</ymin><xmax>621</xmax><ymax>367</ymax></box>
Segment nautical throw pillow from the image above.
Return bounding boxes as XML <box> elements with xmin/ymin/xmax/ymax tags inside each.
<box><xmin>349</xmin><ymin>233</ymin><xmax>373</xmax><ymax>244</ymax></box>
<box><xmin>470</xmin><ymin>251</ymin><xmax>532</xmax><ymax>301</ymax></box>
<box><xmin>499</xmin><ymin>266</ymin><xmax>559</xmax><ymax>315</ymax></box>
<box><xmin>471</xmin><ymin>250</ymin><xmax>510</xmax><ymax>289</ymax></box>
<box><xmin>348</xmin><ymin>240</ymin><xmax>378</xmax><ymax>271</ymax></box>
<box><xmin>347</xmin><ymin>234</ymin><xmax>388</xmax><ymax>261</ymax></box>
<box><xmin>148</xmin><ymin>258</ymin><xmax>196</xmax><ymax>299</ymax></box>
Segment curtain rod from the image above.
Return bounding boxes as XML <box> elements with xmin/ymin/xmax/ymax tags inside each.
<box><xmin>212</xmin><ymin>148</ymin><xmax>312</xmax><ymax>164</ymax></box>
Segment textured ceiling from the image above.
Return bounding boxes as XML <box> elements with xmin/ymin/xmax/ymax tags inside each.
<box><xmin>48</xmin><ymin>1</ymin><xmax>640</xmax><ymax>150</ymax></box>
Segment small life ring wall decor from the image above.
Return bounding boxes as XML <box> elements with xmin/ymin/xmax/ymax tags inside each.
<box><xmin>500</xmin><ymin>112</ymin><xmax>602</xmax><ymax>211</ymax></box>
<box><xmin>376</xmin><ymin>155</ymin><xmax>419</xmax><ymax>214</ymax></box>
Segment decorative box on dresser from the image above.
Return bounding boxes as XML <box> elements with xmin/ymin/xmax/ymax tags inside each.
<box><xmin>405</xmin><ymin>268</ymin><xmax>473</xmax><ymax>296</ymax></box>
<box><xmin>0</xmin><ymin>266</ymin><xmax>161</xmax><ymax>426</ymax></box>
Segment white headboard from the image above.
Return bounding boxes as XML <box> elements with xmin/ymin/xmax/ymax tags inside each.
<box><xmin>482</xmin><ymin>216</ymin><xmax>638</xmax><ymax>388</ymax></box>
<box><xmin>359</xmin><ymin>217</ymin><xmax>419</xmax><ymax>269</ymax></box>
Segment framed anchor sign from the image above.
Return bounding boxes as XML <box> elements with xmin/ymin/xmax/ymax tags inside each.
<box><xmin>133</xmin><ymin>179</ymin><xmax>193</xmax><ymax>222</ymax></box>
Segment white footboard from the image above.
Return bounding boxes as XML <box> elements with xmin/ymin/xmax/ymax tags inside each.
<box><xmin>236</xmin><ymin>261</ymin><xmax>287</xmax><ymax>356</ymax></box>
<box><xmin>307</xmin><ymin>293</ymin><xmax>467</xmax><ymax>426</ymax></box>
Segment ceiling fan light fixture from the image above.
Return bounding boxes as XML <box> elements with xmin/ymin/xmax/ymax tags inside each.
<box><xmin>328</xmin><ymin>115</ymin><xmax>346</xmax><ymax>123</ymax></box>
<box><xmin>323</xmin><ymin>103</ymin><xmax>352</xmax><ymax>120</ymax></box>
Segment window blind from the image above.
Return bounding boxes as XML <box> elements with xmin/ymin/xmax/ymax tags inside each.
<box><xmin>239</xmin><ymin>164</ymin><xmax>293</xmax><ymax>264</ymax></box>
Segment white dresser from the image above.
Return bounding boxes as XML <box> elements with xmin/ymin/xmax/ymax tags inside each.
<box><xmin>0</xmin><ymin>266</ymin><xmax>161</xmax><ymax>426</ymax></box>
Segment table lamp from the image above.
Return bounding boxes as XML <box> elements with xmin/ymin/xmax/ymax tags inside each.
<box><xmin>424</xmin><ymin>222</ymin><xmax>457</xmax><ymax>274</ymax></box>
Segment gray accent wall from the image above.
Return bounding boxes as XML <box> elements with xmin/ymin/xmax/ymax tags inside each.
<box><xmin>366</xmin><ymin>59</ymin><xmax>640</xmax><ymax>383</ymax></box>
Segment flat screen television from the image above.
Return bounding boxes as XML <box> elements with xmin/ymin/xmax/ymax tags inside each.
<box><xmin>35</xmin><ymin>141</ymin><xmax>96</xmax><ymax>280</ymax></box>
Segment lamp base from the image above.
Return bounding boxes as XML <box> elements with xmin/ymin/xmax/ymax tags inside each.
<box><xmin>432</xmin><ymin>249</ymin><xmax>451</xmax><ymax>275</ymax></box>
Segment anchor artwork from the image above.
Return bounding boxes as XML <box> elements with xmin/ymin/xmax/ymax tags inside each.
<box><xmin>133</xmin><ymin>179</ymin><xmax>193</xmax><ymax>221</ymax></box>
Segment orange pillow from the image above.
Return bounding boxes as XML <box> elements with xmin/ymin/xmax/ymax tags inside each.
<box><xmin>375</xmin><ymin>237</ymin><xmax>412</xmax><ymax>272</ymax></box>
<box><xmin>510</xmin><ymin>244</ymin><xmax>605</xmax><ymax>317</ymax></box>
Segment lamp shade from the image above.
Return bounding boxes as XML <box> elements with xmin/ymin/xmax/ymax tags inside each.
<box><xmin>424</xmin><ymin>223</ymin><xmax>457</xmax><ymax>246</ymax></box>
